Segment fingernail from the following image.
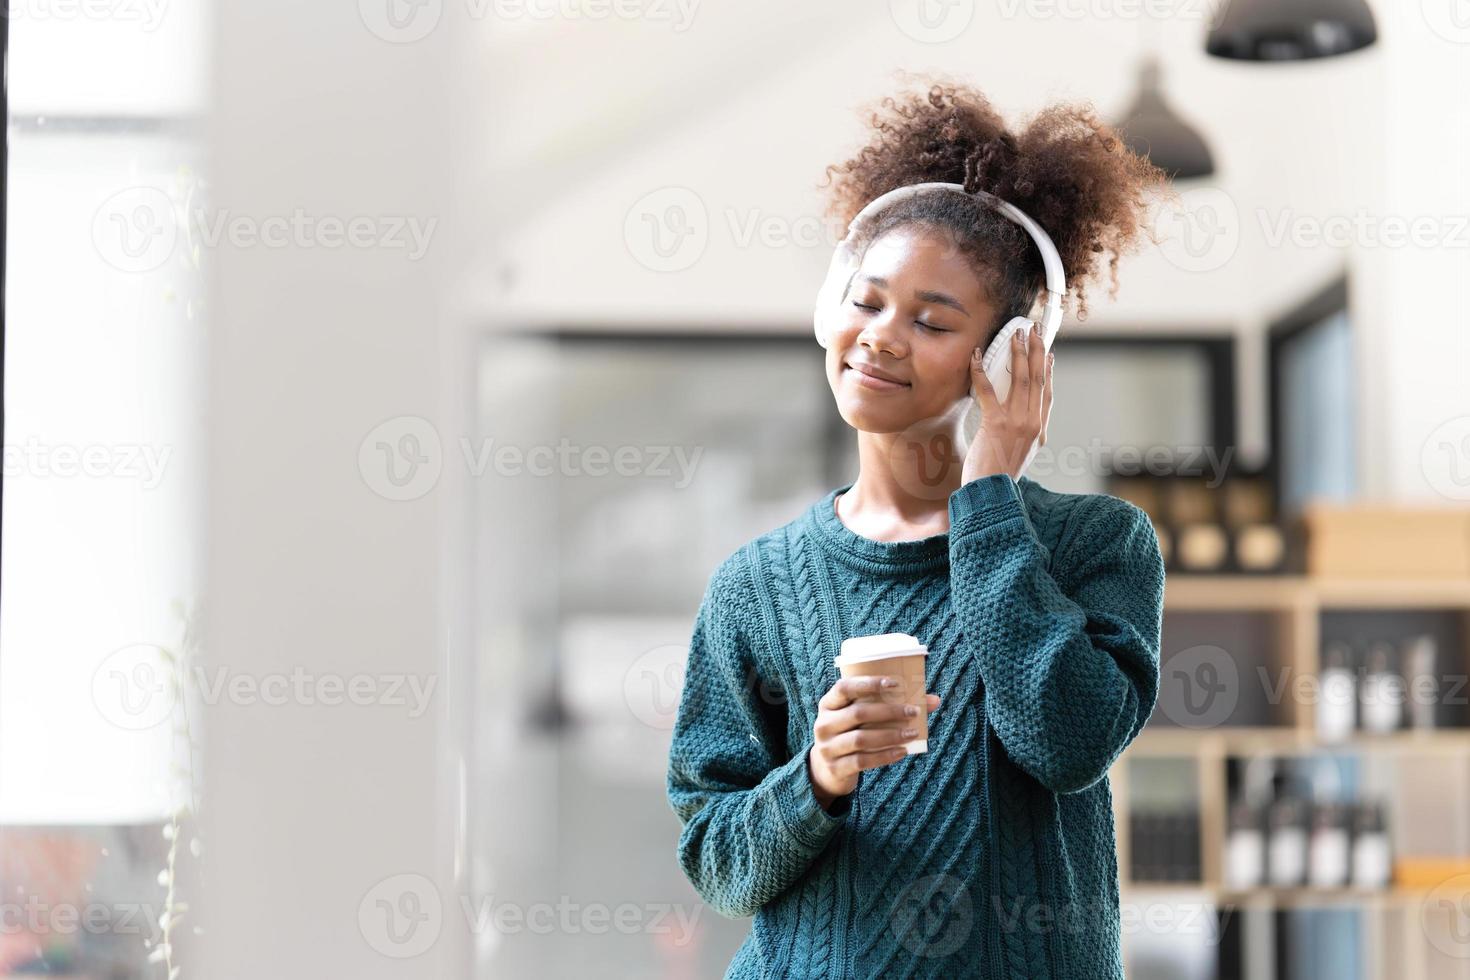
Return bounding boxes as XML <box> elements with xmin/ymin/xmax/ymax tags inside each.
<box><xmin>905</xmin><ymin>705</ymin><xmax>919</xmax><ymax>717</ymax></box>
<box><xmin>902</xmin><ymin>728</ymin><xmax>917</xmax><ymax>738</ymax></box>
<box><xmin>881</xmin><ymin>678</ymin><xmax>899</xmax><ymax>688</ymax></box>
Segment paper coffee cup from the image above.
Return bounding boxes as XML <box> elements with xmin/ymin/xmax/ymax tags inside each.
<box><xmin>834</xmin><ymin>632</ymin><xmax>929</xmax><ymax>754</ymax></box>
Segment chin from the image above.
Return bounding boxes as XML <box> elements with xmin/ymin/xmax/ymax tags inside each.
<box><xmin>832</xmin><ymin>393</ymin><xmax>915</xmax><ymax>435</ymax></box>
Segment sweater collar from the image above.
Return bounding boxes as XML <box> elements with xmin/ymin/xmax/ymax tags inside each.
<box><xmin>804</xmin><ymin>481</ymin><xmax>951</xmax><ymax>574</ymax></box>
<box><xmin>804</xmin><ymin>477</ymin><xmax>1042</xmax><ymax>575</ymax></box>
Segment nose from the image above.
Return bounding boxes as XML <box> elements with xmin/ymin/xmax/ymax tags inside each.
<box><xmin>855</xmin><ymin>305</ymin><xmax>905</xmax><ymax>358</ymax></box>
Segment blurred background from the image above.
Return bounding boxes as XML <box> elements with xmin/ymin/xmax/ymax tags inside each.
<box><xmin>2</xmin><ymin>0</ymin><xmax>1469</xmax><ymax>978</ymax></box>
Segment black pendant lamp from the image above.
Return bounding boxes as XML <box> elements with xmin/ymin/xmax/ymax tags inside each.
<box><xmin>1207</xmin><ymin>0</ymin><xmax>1378</xmax><ymax>61</ymax></box>
<box><xmin>1116</xmin><ymin>58</ymin><xmax>1215</xmax><ymax>181</ymax></box>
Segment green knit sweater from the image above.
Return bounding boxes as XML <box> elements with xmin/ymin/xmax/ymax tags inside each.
<box><xmin>666</xmin><ymin>473</ymin><xmax>1165</xmax><ymax>979</ymax></box>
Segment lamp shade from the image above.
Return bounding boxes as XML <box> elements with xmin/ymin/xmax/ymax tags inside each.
<box><xmin>1207</xmin><ymin>0</ymin><xmax>1378</xmax><ymax>61</ymax></box>
<box><xmin>1116</xmin><ymin>59</ymin><xmax>1215</xmax><ymax>181</ymax></box>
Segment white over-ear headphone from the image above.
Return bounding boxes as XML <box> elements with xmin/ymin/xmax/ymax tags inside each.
<box><xmin>813</xmin><ymin>181</ymin><xmax>1066</xmax><ymax>403</ymax></box>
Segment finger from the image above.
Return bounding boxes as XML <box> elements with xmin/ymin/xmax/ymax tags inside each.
<box><xmin>818</xmin><ymin>675</ymin><xmax>897</xmax><ymax>712</ymax></box>
<box><xmin>831</xmin><ymin>724</ymin><xmax>916</xmax><ymax>758</ymax></box>
<box><xmin>1028</xmin><ymin>324</ymin><xmax>1046</xmax><ymax>421</ymax></box>
<box><xmin>835</xmin><ymin>746</ymin><xmax>911</xmax><ymax>777</ymax></box>
<box><xmin>1009</xmin><ymin>328</ymin><xmax>1029</xmax><ymax>413</ymax></box>
<box><xmin>1040</xmin><ymin>352</ymin><xmax>1054</xmax><ymax>447</ymax></box>
<box><xmin>842</xmin><ymin>700</ymin><xmax>919</xmax><ymax>730</ymax></box>
<box><xmin>970</xmin><ymin>347</ymin><xmax>1001</xmax><ymax>416</ymax></box>
<box><xmin>925</xmin><ymin>693</ymin><xmax>941</xmax><ymax>713</ymax></box>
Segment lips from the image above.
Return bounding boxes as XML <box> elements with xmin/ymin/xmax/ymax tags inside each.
<box><xmin>845</xmin><ymin>361</ymin><xmax>910</xmax><ymax>390</ymax></box>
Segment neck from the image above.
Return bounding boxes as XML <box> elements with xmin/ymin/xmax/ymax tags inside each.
<box><xmin>840</xmin><ymin>399</ymin><xmax>972</xmax><ymax>528</ymax></box>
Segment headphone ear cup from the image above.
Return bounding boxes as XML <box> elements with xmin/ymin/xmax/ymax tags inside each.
<box><xmin>979</xmin><ymin>316</ymin><xmax>1034</xmax><ymax>404</ymax></box>
<box><xmin>813</xmin><ymin>236</ymin><xmax>862</xmax><ymax>350</ymax></box>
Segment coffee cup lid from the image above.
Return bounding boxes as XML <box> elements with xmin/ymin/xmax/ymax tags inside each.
<box><xmin>835</xmin><ymin>632</ymin><xmax>927</xmax><ymax>665</ymax></box>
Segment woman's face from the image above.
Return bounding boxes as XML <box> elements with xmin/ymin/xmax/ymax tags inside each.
<box><xmin>825</xmin><ymin>224</ymin><xmax>1000</xmax><ymax>434</ymax></box>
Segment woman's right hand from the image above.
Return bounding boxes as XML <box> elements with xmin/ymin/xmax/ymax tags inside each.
<box><xmin>808</xmin><ymin>676</ymin><xmax>941</xmax><ymax>810</ymax></box>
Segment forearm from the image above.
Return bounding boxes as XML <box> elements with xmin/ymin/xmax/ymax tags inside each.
<box><xmin>671</xmin><ymin>747</ymin><xmax>848</xmax><ymax>917</ymax></box>
<box><xmin>947</xmin><ymin>475</ymin><xmax>1163</xmax><ymax>793</ymax></box>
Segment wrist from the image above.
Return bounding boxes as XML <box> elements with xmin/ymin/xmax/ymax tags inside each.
<box><xmin>806</xmin><ymin>751</ymin><xmax>842</xmax><ymax>812</ymax></box>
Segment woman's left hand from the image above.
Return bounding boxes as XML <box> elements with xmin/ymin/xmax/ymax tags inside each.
<box><xmin>961</xmin><ymin>322</ymin><xmax>1054</xmax><ymax>484</ymax></box>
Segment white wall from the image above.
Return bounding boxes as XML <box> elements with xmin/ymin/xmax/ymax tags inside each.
<box><xmin>201</xmin><ymin>2</ymin><xmax>475</xmax><ymax>977</ymax></box>
<box><xmin>1350</xmin><ymin>2</ymin><xmax>1470</xmax><ymax>502</ymax></box>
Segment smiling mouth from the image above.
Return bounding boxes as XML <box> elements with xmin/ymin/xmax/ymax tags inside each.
<box><xmin>845</xmin><ymin>363</ymin><xmax>910</xmax><ymax>391</ymax></box>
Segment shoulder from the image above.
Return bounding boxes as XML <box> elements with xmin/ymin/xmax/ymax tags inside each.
<box><xmin>700</xmin><ymin>499</ymin><xmax>819</xmax><ymax>632</ymax></box>
<box><xmin>1017</xmin><ymin>477</ymin><xmax>1161</xmax><ymax>566</ymax></box>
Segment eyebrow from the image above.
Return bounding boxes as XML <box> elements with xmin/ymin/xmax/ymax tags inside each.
<box><xmin>858</xmin><ymin>275</ymin><xmax>971</xmax><ymax>316</ymax></box>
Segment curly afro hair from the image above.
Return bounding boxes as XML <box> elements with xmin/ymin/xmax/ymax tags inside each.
<box><xmin>821</xmin><ymin>74</ymin><xmax>1170</xmax><ymax>336</ymax></box>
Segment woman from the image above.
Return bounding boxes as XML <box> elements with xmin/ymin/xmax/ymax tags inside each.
<box><xmin>666</xmin><ymin>78</ymin><xmax>1169</xmax><ymax>979</ymax></box>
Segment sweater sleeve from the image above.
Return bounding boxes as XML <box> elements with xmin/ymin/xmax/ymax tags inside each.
<box><xmin>946</xmin><ymin>473</ymin><xmax>1164</xmax><ymax>794</ymax></box>
<box><xmin>666</xmin><ymin>551</ymin><xmax>850</xmax><ymax>918</ymax></box>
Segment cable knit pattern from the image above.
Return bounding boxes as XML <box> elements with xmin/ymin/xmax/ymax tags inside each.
<box><xmin>667</xmin><ymin>474</ymin><xmax>1164</xmax><ymax>979</ymax></box>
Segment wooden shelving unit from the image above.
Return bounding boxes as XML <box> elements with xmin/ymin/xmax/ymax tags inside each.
<box><xmin>1112</xmin><ymin>575</ymin><xmax>1470</xmax><ymax>979</ymax></box>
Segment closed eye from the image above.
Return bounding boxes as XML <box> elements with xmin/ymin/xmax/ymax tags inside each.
<box><xmin>850</xmin><ymin>301</ymin><xmax>879</xmax><ymax>312</ymax></box>
<box><xmin>915</xmin><ymin>321</ymin><xmax>949</xmax><ymax>333</ymax></box>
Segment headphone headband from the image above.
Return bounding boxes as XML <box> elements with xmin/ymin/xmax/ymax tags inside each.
<box><xmin>830</xmin><ymin>181</ymin><xmax>1066</xmax><ymax>347</ymax></box>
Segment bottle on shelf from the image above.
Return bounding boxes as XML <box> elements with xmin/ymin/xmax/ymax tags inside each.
<box><xmin>1224</xmin><ymin>800</ymin><xmax>1265</xmax><ymax>890</ymax></box>
<box><xmin>1350</xmin><ymin>799</ymin><xmax>1392</xmax><ymax>890</ymax></box>
<box><xmin>1307</xmin><ymin>801</ymin><xmax>1350</xmax><ymax>888</ymax></box>
<box><xmin>1317</xmin><ymin>642</ymin><xmax>1357</xmax><ymax>742</ymax></box>
<box><xmin>1267</xmin><ymin>795</ymin><xmax>1308</xmax><ymax>888</ymax></box>
<box><xmin>1403</xmin><ymin>634</ymin><xmax>1440</xmax><ymax>730</ymax></box>
<box><xmin>1360</xmin><ymin>641</ymin><xmax>1405</xmax><ymax>734</ymax></box>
